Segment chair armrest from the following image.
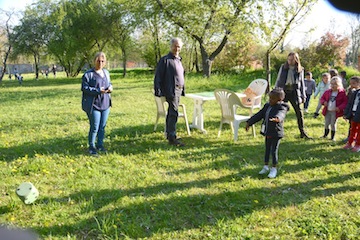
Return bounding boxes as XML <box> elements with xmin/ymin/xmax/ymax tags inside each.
<box><xmin>179</xmin><ymin>103</ymin><xmax>186</xmax><ymax>111</ymax></box>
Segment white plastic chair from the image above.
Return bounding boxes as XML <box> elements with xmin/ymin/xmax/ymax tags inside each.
<box><xmin>214</xmin><ymin>89</ymin><xmax>255</xmax><ymax>141</ymax></box>
<box><xmin>239</xmin><ymin>79</ymin><xmax>268</xmax><ymax>115</ymax></box>
<box><xmin>154</xmin><ymin>96</ymin><xmax>191</xmax><ymax>136</ymax></box>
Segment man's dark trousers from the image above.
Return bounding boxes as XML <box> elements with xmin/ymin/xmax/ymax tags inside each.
<box><xmin>166</xmin><ymin>88</ymin><xmax>182</xmax><ymax>141</ymax></box>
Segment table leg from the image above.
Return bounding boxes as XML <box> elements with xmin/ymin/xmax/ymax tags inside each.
<box><xmin>190</xmin><ymin>99</ymin><xmax>207</xmax><ymax>133</ymax></box>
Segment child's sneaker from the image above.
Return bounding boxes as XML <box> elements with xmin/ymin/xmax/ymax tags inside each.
<box><xmin>343</xmin><ymin>143</ymin><xmax>352</xmax><ymax>149</ymax></box>
<box><xmin>268</xmin><ymin>167</ymin><xmax>277</xmax><ymax>178</ymax></box>
<box><xmin>351</xmin><ymin>145</ymin><xmax>360</xmax><ymax>152</ymax></box>
<box><xmin>259</xmin><ymin>165</ymin><xmax>269</xmax><ymax>174</ymax></box>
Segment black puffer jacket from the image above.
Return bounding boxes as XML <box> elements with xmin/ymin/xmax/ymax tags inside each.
<box><xmin>247</xmin><ymin>102</ymin><xmax>290</xmax><ymax>138</ymax></box>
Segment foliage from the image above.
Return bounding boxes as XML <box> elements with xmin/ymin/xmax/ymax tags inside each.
<box><xmin>315</xmin><ymin>32</ymin><xmax>349</xmax><ymax>67</ymax></box>
<box><xmin>0</xmin><ymin>10</ymin><xmax>16</xmax><ymax>81</ymax></box>
<box><xmin>11</xmin><ymin>1</ymin><xmax>52</xmax><ymax>79</ymax></box>
<box><xmin>269</xmin><ymin>51</ymin><xmax>288</xmax><ymax>72</ymax></box>
<box><xmin>154</xmin><ymin>0</ymin><xmax>257</xmax><ymax>77</ymax></box>
<box><xmin>137</xmin><ymin>26</ymin><xmax>170</xmax><ymax>69</ymax></box>
<box><xmin>298</xmin><ymin>32</ymin><xmax>350</xmax><ymax>70</ymax></box>
<box><xmin>0</xmin><ymin>69</ymin><xmax>359</xmax><ymax>239</ymax></box>
<box><xmin>346</xmin><ymin>14</ymin><xmax>360</xmax><ymax>68</ymax></box>
<box><xmin>47</xmin><ymin>0</ymin><xmax>115</xmax><ymax>77</ymax></box>
<box><xmin>253</xmin><ymin>0</ymin><xmax>316</xmax><ymax>90</ymax></box>
<box><xmin>212</xmin><ymin>30</ymin><xmax>256</xmax><ymax>72</ymax></box>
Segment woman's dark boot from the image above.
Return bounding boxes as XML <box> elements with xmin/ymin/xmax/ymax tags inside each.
<box><xmin>331</xmin><ymin>130</ymin><xmax>336</xmax><ymax>141</ymax></box>
<box><xmin>322</xmin><ymin>129</ymin><xmax>330</xmax><ymax>138</ymax></box>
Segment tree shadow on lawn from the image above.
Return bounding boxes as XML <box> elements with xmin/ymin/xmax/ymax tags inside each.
<box><xmin>33</xmin><ymin>170</ymin><xmax>359</xmax><ymax>239</ymax></box>
<box><xmin>171</xmin><ymin>137</ymin><xmax>359</xmax><ymax>176</ymax></box>
<box><xmin>1</xmin><ymin>88</ymin><xmax>79</xmax><ymax>106</ymax></box>
<box><xmin>0</xmin><ymin>136</ymin><xmax>85</xmax><ymax>162</ymax></box>
<box><xmin>2</xmin><ymin>77</ymin><xmax>81</xmax><ymax>88</ymax></box>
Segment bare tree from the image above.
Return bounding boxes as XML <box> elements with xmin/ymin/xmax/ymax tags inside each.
<box><xmin>347</xmin><ymin>14</ymin><xmax>360</xmax><ymax>68</ymax></box>
<box><xmin>0</xmin><ymin>10</ymin><xmax>16</xmax><ymax>82</ymax></box>
<box><xmin>155</xmin><ymin>0</ymin><xmax>246</xmax><ymax>77</ymax></box>
<box><xmin>256</xmin><ymin>0</ymin><xmax>316</xmax><ymax>92</ymax></box>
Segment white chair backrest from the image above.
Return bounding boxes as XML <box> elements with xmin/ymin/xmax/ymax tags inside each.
<box><xmin>214</xmin><ymin>89</ymin><xmax>241</xmax><ymax>121</ymax></box>
<box><xmin>248</xmin><ymin>79</ymin><xmax>268</xmax><ymax>96</ymax></box>
<box><xmin>155</xmin><ymin>96</ymin><xmax>167</xmax><ymax>115</ymax></box>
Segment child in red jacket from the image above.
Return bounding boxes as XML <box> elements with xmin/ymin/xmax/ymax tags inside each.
<box><xmin>320</xmin><ymin>76</ymin><xmax>348</xmax><ymax>141</ymax></box>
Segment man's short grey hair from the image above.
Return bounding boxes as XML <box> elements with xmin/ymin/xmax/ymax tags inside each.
<box><xmin>170</xmin><ymin>38</ymin><xmax>183</xmax><ymax>47</ymax></box>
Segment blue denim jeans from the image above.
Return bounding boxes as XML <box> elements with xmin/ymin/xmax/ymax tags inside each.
<box><xmin>304</xmin><ymin>94</ymin><xmax>312</xmax><ymax>109</ymax></box>
<box><xmin>87</xmin><ymin>108</ymin><xmax>110</xmax><ymax>148</ymax></box>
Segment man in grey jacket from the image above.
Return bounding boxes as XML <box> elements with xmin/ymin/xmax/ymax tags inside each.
<box><xmin>154</xmin><ymin>38</ymin><xmax>186</xmax><ymax>146</ymax></box>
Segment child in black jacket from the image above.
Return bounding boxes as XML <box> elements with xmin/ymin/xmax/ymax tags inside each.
<box><xmin>343</xmin><ymin>76</ymin><xmax>360</xmax><ymax>152</ymax></box>
<box><xmin>246</xmin><ymin>88</ymin><xmax>289</xmax><ymax>178</ymax></box>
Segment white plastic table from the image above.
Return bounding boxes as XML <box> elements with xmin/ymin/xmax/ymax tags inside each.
<box><xmin>186</xmin><ymin>91</ymin><xmax>247</xmax><ymax>133</ymax></box>
<box><xmin>185</xmin><ymin>92</ymin><xmax>215</xmax><ymax>133</ymax></box>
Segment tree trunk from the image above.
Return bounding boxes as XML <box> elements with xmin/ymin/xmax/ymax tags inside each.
<box><xmin>202</xmin><ymin>57</ymin><xmax>212</xmax><ymax>78</ymax></box>
<box><xmin>33</xmin><ymin>53</ymin><xmax>40</xmax><ymax>80</ymax></box>
<box><xmin>0</xmin><ymin>45</ymin><xmax>11</xmax><ymax>82</ymax></box>
<box><xmin>194</xmin><ymin>42</ymin><xmax>200</xmax><ymax>73</ymax></box>
<box><xmin>200</xmin><ymin>44</ymin><xmax>212</xmax><ymax>77</ymax></box>
<box><xmin>265</xmin><ymin>51</ymin><xmax>271</xmax><ymax>93</ymax></box>
<box><xmin>122</xmin><ymin>46</ymin><xmax>127</xmax><ymax>78</ymax></box>
<box><xmin>152</xmin><ymin>15</ymin><xmax>161</xmax><ymax>65</ymax></box>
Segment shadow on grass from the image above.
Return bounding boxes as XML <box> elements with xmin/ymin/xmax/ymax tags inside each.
<box><xmin>0</xmin><ymin>136</ymin><xmax>85</xmax><ymax>162</ymax></box>
<box><xmin>2</xmin><ymin>118</ymin><xmax>358</xmax><ymax>238</ymax></box>
<box><xmin>33</xmin><ymin>169</ymin><xmax>359</xmax><ymax>239</ymax></box>
<box><xmin>1</xmin><ymin>77</ymin><xmax>81</xmax><ymax>88</ymax></box>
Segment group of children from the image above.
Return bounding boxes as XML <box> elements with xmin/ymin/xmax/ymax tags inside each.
<box><xmin>245</xmin><ymin>70</ymin><xmax>360</xmax><ymax>179</ymax></box>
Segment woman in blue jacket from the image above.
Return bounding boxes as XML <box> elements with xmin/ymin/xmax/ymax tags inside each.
<box><xmin>81</xmin><ymin>52</ymin><xmax>113</xmax><ymax>155</ymax></box>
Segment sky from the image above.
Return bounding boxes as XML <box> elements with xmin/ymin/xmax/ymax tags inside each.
<box><xmin>0</xmin><ymin>0</ymin><xmax>355</xmax><ymax>48</ymax></box>
<box><xmin>0</xmin><ymin>0</ymin><xmax>35</xmax><ymax>11</ymax></box>
<box><xmin>284</xmin><ymin>0</ymin><xmax>355</xmax><ymax>48</ymax></box>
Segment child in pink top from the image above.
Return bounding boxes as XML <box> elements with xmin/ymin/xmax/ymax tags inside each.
<box><xmin>320</xmin><ymin>76</ymin><xmax>348</xmax><ymax>141</ymax></box>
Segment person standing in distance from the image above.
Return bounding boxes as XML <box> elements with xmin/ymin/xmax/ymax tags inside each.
<box><xmin>154</xmin><ymin>38</ymin><xmax>185</xmax><ymax>146</ymax></box>
<box><xmin>81</xmin><ymin>52</ymin><xmax>113</xmax><ymax>155</ymax></box>
<box><xmin>275</xmin><ymin>52</ymin><xmax>311</xmax><ymax>139</ymax></box>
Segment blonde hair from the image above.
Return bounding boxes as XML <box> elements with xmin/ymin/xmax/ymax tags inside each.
<box><xmin>331</xmin><ymin>76</ymin><xmax>343</xmax><ymax>89</ymax></box>
<box><xmin>94</xmin><ymin>52</ymin><xmax>106</xmax><ymax>65</ymax></box>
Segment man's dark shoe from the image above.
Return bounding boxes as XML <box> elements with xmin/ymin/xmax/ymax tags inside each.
<box><xmin>300</xmin><ymin>132</ymin><xmax>312</xmax><ymax>139</ymax></box>
<box><xmin>169</xmin><ymin>138</ymin><xmax>185</xmax><ymax>147</ymax></box>
<box><xmin>313</xmin><ymin>113</ymin><xmax>319</xmax><ymax>118</ymax></box>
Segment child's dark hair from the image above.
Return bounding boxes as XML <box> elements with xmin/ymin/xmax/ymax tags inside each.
<box><xmin>349</xmin><ymin>76</ymin><xmax>360</xmax><ymax>83</ymax></box>
<box><xmin>305</xmin><ymin>71</ymin><xmax>312</xmax><ymax>77</ymax></box>
<box><xmin>329</xmin><ymin>69</ymin><xmax>338</xmax><ymax>76</ymax></box>
<box><xmin>270</xmin><ymin>87</ymin><xmax>285</xmax><ymax>101</ymax></box>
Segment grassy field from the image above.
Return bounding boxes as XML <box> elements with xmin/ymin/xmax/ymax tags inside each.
<box><xmin>0</xmin><ymin>69</ymin><xmax>359</xmax><ymax>239</ymax></box>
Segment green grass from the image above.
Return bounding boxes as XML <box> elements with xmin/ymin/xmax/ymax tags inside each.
<box><xmin>0</xmin><ymin>69</ymin><xmax>359</xmax><ymax>239</ymax></box>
